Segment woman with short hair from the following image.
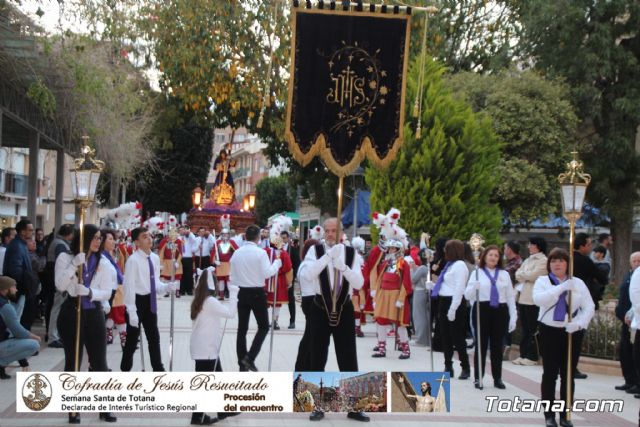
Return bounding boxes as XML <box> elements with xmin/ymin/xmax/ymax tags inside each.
<box><xmin>533</xmin><ymin>248</ymin><xmax>595</xmax><ymax>427</ymax></box>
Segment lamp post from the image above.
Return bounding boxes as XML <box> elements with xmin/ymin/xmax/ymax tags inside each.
<box><xmin>69</xmin><ymin>136</ymin><xmax>104</xmax><ymax>374</ymax></box>
<box><xmin>192</xmin><ymin>184</ymin><xmax>204</xmax><ymax>211</ymax></box>
<box><xmin>469</xmin><ymin>232</ymin><xmax>485</xmax><ymax>390</ymax></box>
<box><xmin>557</xmin><ymin>151</ymin><xmax>590</xmax><ymax>422</ymax></box>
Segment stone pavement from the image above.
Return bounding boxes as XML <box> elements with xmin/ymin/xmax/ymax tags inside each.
<box><xmin>0</xmin><ymin>295</ymin><xmax>637</xmax><ymax>427</ymax></box>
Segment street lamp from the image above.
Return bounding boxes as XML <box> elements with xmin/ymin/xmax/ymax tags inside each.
<box><xmin>557</xmin><ymin>150</ymin><xmax>590</xmax><ymax>422</ymax></box>
<box><xmin>69</xmin><ymin>135</ymin><xmax>104</xmax><ymax>375</ymax></box>
<box><xmin>242</xmin><ymin>192</ymin><xmax>256</xmax><ymax>212</ymax></box>
<box><xmin>192</xmin><ymin>184</ymin><xmax>204</xmax><ymax>210</ymax></box>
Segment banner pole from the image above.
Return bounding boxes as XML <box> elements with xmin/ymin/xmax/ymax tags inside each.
<box><xmin>332</xmin><ymin>176</ymin><xmax>345</xmax><ymax>312</ymax></box>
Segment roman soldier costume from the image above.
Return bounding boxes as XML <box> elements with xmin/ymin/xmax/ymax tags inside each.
<box><xmin>211</xmin><ymin>214</ymin><xmax>239</xmax><ymax>300</ymax></box>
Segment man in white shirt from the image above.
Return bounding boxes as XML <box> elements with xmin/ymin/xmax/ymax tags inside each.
<box><xmin>192</xmin><ymin>227</ymin><xmax>214</xmax><ymax>272</ymax></box>
<box><xmin>301</xmin><ymin>218</ymin><xmax>367</xmax><ymax>422</ymax></box>
<box><xmin>120</xmin><ymin>227</ymin><xmax>176</xmax><ymax>372</ymax></box>
<box><xmin>180</xmin><ymin>227</ymin><xmax>197</xmax><ymax>296</ymax></box>
<box><xmin>230</xmin><ymin>225</ymin><xmax>281</xmax><ymax>372</ymax></box>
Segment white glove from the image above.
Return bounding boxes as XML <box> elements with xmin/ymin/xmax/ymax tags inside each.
<box><xmin>128</xmin><ymin>312</ymin><xmax>139</xmax><ymax>328</ymax></box>
<box><xmin>66</xmin><ymin>283</ymin><xmax>79</xmax><ymax>297</ymax></box>
<box><xmin>167</xmin><ymin>281</ymin><xmax>178</xmax><ymax>293</ymax></box>
<box><xmin>565</xmin><ymin>279</ymin><xmax>578</xmax><ymax>292</ymax></box>
<box><xmin>508</xmin><ymin>319</ymin><xmax>516</xmax><ymax>333</ymax></box>
<box><xmin>360</xmin><ymin>304</ymin><xmax>365</xmax><ymax>310</ymax></box>
<box><xmin>228</xmin><ymin>284</ymin><xmax>240</xmax><ymax>300</ymax></box>
<box><xmin>74</xmin><ymin>284</ymin><xmax>90</xmax><ymax>297</ymax></box>
<box><xmin>469</xmin><ymin>281</ymin><xmax>481</xmax><ymax>292</ymax></box>
<box><xmin>328</xmin><ymin>244</ymin><xmax>344</xmax><ymax>260</ymax></box>
<box><xmin>273</xmin><ymin>258</ymin><xmax>282</xmax><ymax>270</ymax></box>
<box><xmin>425</xmin><ymin>281</ymin><xmax>435</xmax><ymax>291</ymax></box>
<box><xmin>370</xmin><ymin>290</ymin><xmax>377</xmax><ymax>298</ymax></box>
<box><xmin>565</xmin><ymin>322</ymin><xmax>582</xmax><ymax>334</ymax></box>
<box><xmin>334</xmin><ymin>256</ymin><xmax>347</xmax><ymax>272</ymax></box>
<box><xmin>214</xmin><ymin>261</ymin><xmax>221</xmax><ymax>266</ymax></box>
<box><xmin>174</xmin><ymin>262</ymin><xmax>180</xmax><ymax>270</ymax></box>
<box><xmin>395</xmin><ymin>300</ymin><xmax>403</xmax><ymax>309</ymax></box>
<box><xmin>103</xmin><ymin>301</ymin><xmax>111</xmax><ymax>315</ymax></box>
<box><xmin>447</xmin><ymin>309</ymin><xmax>456</xmax><ymax>322</ymax></box>
<box><xmin>72</xmin><ymin>253</ymin><xmax>86</xmax><ymax>267</ymax></box>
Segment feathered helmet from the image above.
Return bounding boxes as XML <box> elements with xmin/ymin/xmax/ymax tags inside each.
<box><xmin>310</xmin><ymin>225</ymin><xmax>324</xmax><ymax>240</ymax></box>
<box><xmin>220</xmin><ymin>214</ymin><xmax>231</xmax><ymax>235</ymax></box>
<box><xmin>270</xmin><ymin>215</ymin><xmax>292</xmax><ymax>248</ymax></box>
<box><xmin>352</xmin><ymin>236</ymin><xmax>365</xmax><ymax>254</ymax></box>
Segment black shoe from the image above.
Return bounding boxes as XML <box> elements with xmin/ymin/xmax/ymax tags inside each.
<box><xmin>288</xmin><ymin>322</ymin><xmax>295</xmax><ymax>329</ymax></box>
<box><xmin>559</xmin><ymin>419</ymin><xmax>573</xmax><ymax>427</ymax></box>
<box><xmin>44</xmin><ymin>333</ymin><xmax>49</xmax><ymax>342</ymax></box>
<box><xmin>626</xmin><ymin>385</ymin><xmax>640</xmax><ymax>394</ymax></box>
<box><xmin>0</xmin><ymin>367</ymin><xmax>10</xmax><ymax>380</ymax></box>
<box><xmin>240</xmin><ymin>355</ymin><xmax>258</xmax><ymax>372</ymax></box>
<box><xmin>309</xmin><ymin>410</ymin><xmax>325</xmax><ymax>421</ymax></box>
<box><xmin>347</xmin><ymin>411</ymin><xmax>370</xmax><ymax>422</ymax></box>
<box><xmin>99</xmin><ymin>412</ymin><xmax>117</xmax><ymax>422</ymax></box>
<box><xmin>217</xmin><ymin>412</ymin><xmax>240</xmax><ymax>420</ymax></box>
<box><xmin>445</xmin><ymin>367</ymin><xmax>454</xmax><ymax>378</ymax></box>
<box><xmin>68</xmin><ymin>413</ymin><xmax>81</xmax><ymax>424</ymax></box>
<box><xmin>49</xmin><ymin>340</ymin><xmax>64</xmax><ymax>348</ymax></box>
<box><xmin>274</xmin><ymin>322</ymin><xmax>280</xmax><ymax>330</ymax></box>
<box><xmin>494</xmin><ymin>379</ymin><xmax>506</xmax><ymax>389</ymax></box>
<box><xmin>615</xmin><ymin>383</ymin><xmax>633</xmax><ymax>391</ymax></box>
<box><xmin>474</xmin><ymin>379</ymin><xmax>483</xmax><ymax>390</ymax></box>
<box><xmin>545</xmin><ymin>417</ymin><xmax>558</xmax><ymax>427</ymax></box>
<box><xmin>574</xmin><ymin>369</ymin><xmax>587</xmax><ymax>379</ymax></box>
<box><xmin>191</xmin><ymin>414</ymin><xmax>218</xmax><ymax>425</ymax></box>
<box><xmin>458</xmin><ymin>370</ymin><xmax>470</xmax><ymax>380</ymax></box>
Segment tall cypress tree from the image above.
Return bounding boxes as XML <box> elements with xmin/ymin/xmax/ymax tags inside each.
<box><xmin>366</xmin><ymin>57</ymin><xmax>502</xmax><ymax>243</ymax></box>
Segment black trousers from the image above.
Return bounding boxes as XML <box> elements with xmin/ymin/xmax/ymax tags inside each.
<box><xmin>294</xmin><ymin>296</ymin><xmax>314</xmax><ymax>371</ymax></box>
<box><xmin>120</xmin><ymin>294</ymin><xmax>165</xmax><ymax>372</ymax></box>
<box><xmin>236</xmin><ymin>287</ymin><xmax>269</xmax><ymax>366</ymax></box>
<box><xmin>518</xmin><ymin>303</ymin><xmax>540</xmax><ymax>361</ymax></box>
<box><xmin>288</xmin><ymin>285</ymin><xmax>296</xmax><ymax>324</ymax></box>
<box><xmin>57</xmin><ymin>298</ymin><xmax>108</xmax><ymax>371</ymax></box>
<box><xmin>191</xmin><ymin>359</ymin><xmax>234</xmax><ymax>422</ymax></box>
<box><xmin>180</xmin><ymin>257</ymin><xmax>194</xmax><ymax>295</ymax></box>
<box><xmin>539</xmin><ymin>323</ymin><xmax>582</xmax><ymax>420</ymax></box>
<box><xmin>308</xmin><ymin>298</ymin><xmax>358</xmax><ymax>371</ymax></box>
<box><xmin>471</xmin><ymin>302</ymin><xmax>509</xmax><ymax>381</ymax></box>
<box><xmin>194</xmin><ymin>256</ymin><xmax>210</xmax><ymax>271</ymax></box>
<box><xmin>619</xmin><ymin>323</ymin><xmax>638</xmax><ymax>386</ymax></box>
<box><xmin>437</xmin><ymin>296</ymin><xmax>470</xmax><ymax>372</ymax></box>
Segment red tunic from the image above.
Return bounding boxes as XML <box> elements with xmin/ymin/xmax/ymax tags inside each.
<box><xmin>158</xmin><ymin>237</ymin><xmax>184</xmax><ymax>280</ymax></box>
<box><xmin>263</xmin><ymin>247</ymin><xmax>292</xmax><ymax>307</ymax></box>
<box><xmin>373</xmin><ymin>259</ymin><xmax>412</xmax><ymax>326</ymax></box>
<box><xmin>362</xmin><ymin>246</ymin><xmax>383</xmax><ymax>314</ymax></box>
<box><xmin>210</xmin><ymin>239</ymin><xmax>239</xmax><ymax>281</ymax></box>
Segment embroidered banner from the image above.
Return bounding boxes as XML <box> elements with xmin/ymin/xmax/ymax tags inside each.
<box><xmin>285</xmin><ymin>4</ymin><xmax>412</xmax><ymax>177</ymax></box>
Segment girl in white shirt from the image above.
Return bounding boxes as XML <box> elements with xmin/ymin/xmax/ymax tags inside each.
<box><xmin>532</xmin><ymin>248</ymin><xmax>594</xmax><ymax>427</ymax></box>
<box><xmin>55</xmin><ymin>224</ymin><xmax>117</xmax><ymax>424</ymax></box>
<box><xmin>190</xmin><ymin>267</ymin><xmax>240</xmax><ymax>426</ymax></box>
<box><xmin>465</xmin><ymin>245</ymin><xmax>517</xmax><ymax>390</ymax></box>
<box><xmin>431</xmin><ymin>239</ymin><xmax>470</xmax><ymax>379</ymax></box>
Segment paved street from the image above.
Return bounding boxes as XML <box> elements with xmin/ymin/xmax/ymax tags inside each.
<box><xmin>0</xmin><ymin>295</ymin><xmax>637</xmax><ymax>427</ymax></box>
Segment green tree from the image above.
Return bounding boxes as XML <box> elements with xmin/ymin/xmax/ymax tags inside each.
<box><xmin>510</xmin><ymin>0</ymin><xmax>640</xmax><ymax>280</ymax></box>
<box><xmin>366</xmin><ymin>57</ymin><xmax>502</xmax><ymax>243</ymax></box>
<box><xmin>446</xmin><ymin>70</ymin><xmax>578</xmax><ymax>226</ymax></box>
<box><xmin>255</xmin><ymin>176</ymin><xmax>295</xmax><ymax>227</ymax></box>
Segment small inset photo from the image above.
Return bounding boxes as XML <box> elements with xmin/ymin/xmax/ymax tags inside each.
<box><xmin>391</xmin><ymin>372</ymin><xmax>450</xmax><ymax>413</ymax></box>
<box><xmin>293</xmin><ymin>372</ymin><xmax>387</xmax><ymax>413</ymax></box>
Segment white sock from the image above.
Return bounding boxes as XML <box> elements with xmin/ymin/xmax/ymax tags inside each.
<box><xmin>116</xmin><ymin>323</ymin><xmax>126</xmax><ymax>333</ymax></box>
<box><xmin>106</xmin><ymin>318</ymin><xmax>114</xmax><ymax>329</ymax></box>
<box><xmin>397</xmin><ymin>326</ymin><xmax>409</xmax><ymax>342</ymax></box>
<box><xmin>355</xmin><ymin>318</ymin><xmax>361</xmax><ymax>327</ymax></box>
<box><xmin>376</xmin><ymin>324</ymin><xmax>389</xmax><ymax>342</ymax></box>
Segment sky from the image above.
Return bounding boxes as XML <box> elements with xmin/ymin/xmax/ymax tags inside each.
<box><xmin>406</xmin><ymin>371</ymin><xmax>451</xmax><ymax>411</ymax></box>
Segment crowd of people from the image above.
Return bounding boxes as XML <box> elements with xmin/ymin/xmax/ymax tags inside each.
<box><xmin>0</xmin><ymin>208</ymin><xmax>634</xmax><ymax>427</ymax></box>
